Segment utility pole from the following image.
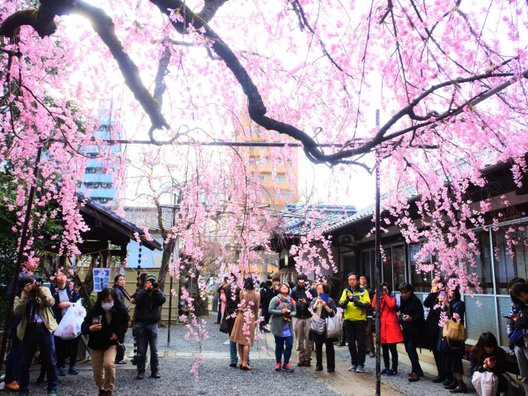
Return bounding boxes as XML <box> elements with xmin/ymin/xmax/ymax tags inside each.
<box><xmin>374</xmin><ymin>109</ymin><xmax>382</xmax><ymax>396</ymax></box>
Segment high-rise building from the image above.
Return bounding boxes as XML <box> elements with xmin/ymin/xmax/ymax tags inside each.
<box><xmin>236</xmin><ymin>127</ymin><xmax>299</xmax><ymax>211</ymax></box>
<box><xmin>79</xmin><ymin>99</ymin><xmax>121</xmax><ymax>205</ymax></box>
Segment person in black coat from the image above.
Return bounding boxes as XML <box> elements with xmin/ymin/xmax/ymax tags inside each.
<box><xmin>423</xmin><ymin>278</ymin><xmax>446</xmax><ymax>383</ymax></box>
<box><xmin>81</xmin><ymin>288</ymin><xmax>129</xmax><ymax>396</ymax></box>
<box><xmin>441</xmin><ymin>286</ymin><xmax>467</xmax><ymax>393</ymax></box>
<box><xmin>133</xmin><ymin>274</ymin><xmax>166</xmax><ymax>379</ymax></box>
<box><xmin>309</xmin><ymin>283</ymin><xmax>337</xmax><ymax>372</ymax></box>
<box><xmin>398</xmin><ymin>282</ymin><xmax>425</xmax><ymax>382</ymax></box>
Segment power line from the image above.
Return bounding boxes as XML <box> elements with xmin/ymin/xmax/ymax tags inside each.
<box><xmin>102</xmin><ymin>139</ymin><xmax>350</xmax><ymax>148</ymax></box>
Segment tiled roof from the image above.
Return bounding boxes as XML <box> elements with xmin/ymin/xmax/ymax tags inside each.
<box><xmin>77</xmin><ymin>193</ymin><xmax>162</xmax><ymax>250</ymax></box>
<box><xmin>278</xmin><ymin>204</ymin><xmax>357</xmax><ymax>236</ymax></box>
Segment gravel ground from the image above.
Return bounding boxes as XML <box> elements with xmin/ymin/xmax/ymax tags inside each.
<box><xmin>4</xmin><ymin>314</ymin><xmax>466</xmax><ymax>396</ymax></box>
<box><xmin>8</xmin><ymin>315</ymin><xmax>340</xmax><ymax>396</ymax></box>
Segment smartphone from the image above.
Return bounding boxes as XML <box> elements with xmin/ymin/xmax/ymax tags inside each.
<box><xmin>320</xmin><ymin>293</ymin><xmax>329</xmax><ymax>303</ymax></box>
<box><xmin>93</xmin><ymin>315</ymin><xmax>102</xmax><ymax>325</ymax></box>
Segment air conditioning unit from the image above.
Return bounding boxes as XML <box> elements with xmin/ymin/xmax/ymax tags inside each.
<box><xmin>338</xmin><ymin>234</ymin><xmax>356</xmax><ymax>246</ymax></box>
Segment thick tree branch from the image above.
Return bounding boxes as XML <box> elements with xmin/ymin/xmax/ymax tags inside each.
<box><xmin>0</xmin><ymin>0</ymin><xmax>169</xmax><ymax>130</ymax></box>
<box><xmin>2</xmin><ymin>0</ymin><xmax>525</xmax><ymax>167</ymax></box>
<box><xmin>198</xmin><ymin>0</ymin><xmax>229</xmax><ymax>23</ymax></box>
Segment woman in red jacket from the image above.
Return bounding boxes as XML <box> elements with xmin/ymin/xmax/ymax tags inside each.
<box><xmin>372</xmin><ymin>282</ymin><xmax>404</xmax><ymax>376</ymax></box>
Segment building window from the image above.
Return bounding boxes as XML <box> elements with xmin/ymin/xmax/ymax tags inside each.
<box><xmin>471</xmin><ymin>231</ymin><xmax>493</xmax><ymax>294</ymax></box>
<box><xmin>409</xmin><ymin>243</ymin><xmax>433</xmax><ymax>293</ymax></box>
<box><xmin>393</xmin><ymin>246</ymin><xmax>406</xmax><ymax>290</ymax></box>
<box><xmin>494</xmin><ymin>226</ymin><xmax>528</xmax><ymax>294</ymax></box>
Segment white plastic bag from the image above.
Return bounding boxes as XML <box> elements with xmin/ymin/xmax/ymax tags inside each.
<box><xmin>471</xmin><ymin>371</ymin><xmax>498</xmax><ymax>396</ymax></box>
<box><xmin>54</xmin><ymin>300</ymin><xmax>86</xmax><ymax>340</ymax></box>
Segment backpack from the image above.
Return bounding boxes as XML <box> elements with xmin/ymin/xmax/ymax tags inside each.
<box><xmin>276</xmin><ymin>296</ymin><xmax>294</xmax><ymax>309</ymax></box>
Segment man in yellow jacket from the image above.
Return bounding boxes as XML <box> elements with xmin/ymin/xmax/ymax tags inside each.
<box><xmin>339</xmin><ymin>273</ymin><xmax>371</xmax><ymax>373</ymax></box>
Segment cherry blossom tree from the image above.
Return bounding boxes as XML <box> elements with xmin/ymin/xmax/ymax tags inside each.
<box><xmin>2</xmin><ymin>0</ymin><xmax>528</xmax><ymax>295</ymax></box>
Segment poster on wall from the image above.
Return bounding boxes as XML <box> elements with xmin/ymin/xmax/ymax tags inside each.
<box><xmin>93</xmin><ymin>268</ymin><xmax>111</xmax><ymax>292</ymax></box>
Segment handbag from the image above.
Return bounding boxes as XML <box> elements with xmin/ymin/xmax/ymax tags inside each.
<box><xmin>219</xmin><ymin>317</ymin><xmax>229</xmax><ymax>334</ymax></box>
<box><xmin>442</xmin><ymin>318</ymin><xmax>468</xmax><ymax>346</ymax></box>
<box><xmin>326</xmin><ymin>315</ymin><xmax>343</xmax><ymax>339</ymax></box>
<box><xmin>310</xmin><ymin>315</ymin><xmax>326</xmax><ymax>335</ymax></box>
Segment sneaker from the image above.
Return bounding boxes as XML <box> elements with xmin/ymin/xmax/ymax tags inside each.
<box><xmin>388</xmin><ymin>368</ymin><xmax>398</xmax><ymax>376</ymax></box>
<box><xmin>136</xmin><ymin>370</ymin><xmax>145</xmax><ymax>380</ymax></box>
<box><xmin>58</xmin><ymin>367</ymin><xmax>66</xmax><ymax>376</ymax></box>
<box><xmin>281</xmin><ymin>363</ymin><xmax>294</xmax><ymax>373</ymax></box>
<box><xmin>355</xmin><ymin>365</ymin><xmax>364</xmax><ymax>373</ymax></box>
<box><xmin>48</xmin><ymin>388</ymin><xmax>57</xmax><ymax>396</ymax></box>
<box><xmin>275</xmin><ymin>363</ymin><xmax>282</xmax><ymax>371</ymax></box>
<box><xmin>68</xmin><ymin>367</ymin><xmax>79</xmax><ymax>375</ymax></box>
<box><xmin>115</xmin><ymin>360</ymin><xmax>127</xmax><ymax>365</ymax></box>
<box><xmin>369</xmin><ymin>351</ymin><xmax>376</xmax><ymax>358</ymax></box>
<box><xmin>348</xmin><ymin>365</ymin><xmax>357</xmax><ymax>372</ymax></box>
<box><xmin>4</xmin><ymin>381</ymin><xmax>19</xmax><ymax>391</ymax></box>
<box><xmin>223</xmin><ymin>340</ymin><xmax>231</xmax><ymax>345</ymax></box>
<box><xmin>381</xmin><ymin>368</ymin><xmax>390</xmax><ymax>375</ymax></box>
<box><xmin>229</xmin><ymin>363</ymin><xmax>237</xmax><ymax>368</ymax></box>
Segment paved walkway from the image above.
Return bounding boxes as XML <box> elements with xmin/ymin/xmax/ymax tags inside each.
<box><xmin>3</xmin><ymin>314</ymin><xmax>460</xmax><ymax>395</ymax></box>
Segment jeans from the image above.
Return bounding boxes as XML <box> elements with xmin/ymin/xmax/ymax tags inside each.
<box><xmin>19</xmin><ymin>325</ymin><xmax>58</xmax><ymax>393</ymax></box>
<box><xmin>344</xmin><ymin>320</ymin><xmax>366</xmax><ymax>366</ymax></box>
<box><xmin>136</xmin><ymin>322</ymin><xmax>159</xmax><ymax>372</ymax></box>
<box><xmin>91</xmin><ymin>345</ymin><xmax>117</xmax><ymax>392</ymax></box>
<box><xmin>229</xmin><ymin>340</ymin><xmax>250</xmax><ymax>365</ymax></box>
<box><xmin>294</xmin><ymin>318</ymin><xmax>311</xmax><ymax>362</ymax></box>
<box><xmin>274</xmin><ymin>335</ymin><xmax>293</xmax><ymax>365</ymax></box>
<box><xmin>229</xmin><ymin>340</ymin><xmax>238</xmax><ymax>365</ymax></box>
<box><xmin>315</xmin><ymin>340</ymin><xmax>335</xmax><ymax>370</ymax></box>
<box><xmin>382</xmin><ymin>343</ymin><xmax>398</xmax><ymax>371</ymax></box>
<box><xmin>404</xmin><ymin>339</ymin><xmax>422</xmax><ymax>374</ymax></box>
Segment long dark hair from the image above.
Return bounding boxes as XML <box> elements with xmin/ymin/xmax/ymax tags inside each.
<box><xmin>243</xmin><ymin>277</ymin><xmax>255</xmax><ymax>290</ymax></box>
<box><xmin>471</xmin><ymin>332</ymin><xmax>499</xmax><ymax>364</ymax></box>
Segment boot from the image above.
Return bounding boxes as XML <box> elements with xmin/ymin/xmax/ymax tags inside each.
<box><xmin>136</xmin><ymin>370</ymin><xmax>145</xmax><ymax>380</ymax></box>
<box><xmin>450</xmin><ymin>381</ymin><xmax>467</xmax><ymax>393</ymax></box>
<box><xmin>444</xmin><ymin>380</ymin><xmax>458</xmax><ymax>390</ymax></box>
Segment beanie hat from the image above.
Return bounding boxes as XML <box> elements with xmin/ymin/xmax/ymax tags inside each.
<box><xmin>146</xmin><ymin>274</ymin><xmax>157</xmax><ymax>283</ymax></box>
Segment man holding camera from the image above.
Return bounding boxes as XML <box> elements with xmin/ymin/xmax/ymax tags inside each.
<box><xmin>15</xmin><ymin>276</ymin><xmax>59</xmax><ymax>396</ymax></box>
<box><xmin>398</xmin><ymin>282</ymin><xmax>425</xmax><ymax>382</ymax></box>
<box><xmin>290</xmin><ymin>274</ymin><xmax>315</xmax><ymax>367</ymax></box>
<box><xmin>339</xmin><ymin>273</ymin><xmax>371</xmax><ymax>373</ymax></box>
<box><xmin>133</xmin><ymin>274</ymin><xmax>166</xmax><ymax>380</ymax></box>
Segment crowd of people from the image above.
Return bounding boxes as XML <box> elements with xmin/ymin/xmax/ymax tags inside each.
<box><xmin>3</xmin><ymin>260</ymin><xmax>166</xmax><ymax>396</ymax></box>
<box><xmin>7</xmin><ymin>262</ymin><xmax>528</xmax><ymax>396</ymax></box>
<box><xmin>218</xmin><ymin>272</ymin><xmax>528</xmax><ymax>396</ymax></box>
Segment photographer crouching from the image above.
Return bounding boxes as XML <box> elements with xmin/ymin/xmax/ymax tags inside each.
<box><xmin>15</xmin><ymin>276</ymin><xmax>59</xmax><ymax>396</ymax></box>
<box><xmin>132</xmin><ymin>274</ymin><xmax>166</xmax><ymax>380</ymax></box>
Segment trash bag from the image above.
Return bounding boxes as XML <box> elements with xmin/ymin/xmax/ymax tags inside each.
<box><xmin>54</xmin><ymin>300</ymin><xmax>86</xmax><ymax>340</ymax></box>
